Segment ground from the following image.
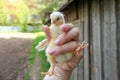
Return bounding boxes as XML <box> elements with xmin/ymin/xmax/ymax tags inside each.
<box><xmin>0</xmin><ymin>33</ymin><xmax>34</xmax><ymax>80</ymax></box>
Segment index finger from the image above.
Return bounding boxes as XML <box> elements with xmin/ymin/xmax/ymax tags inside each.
<box><xmin>55</xmin><ymin>28</ymin><xmax>79</xmax><ymax>45</ymax></box>
<box><xmin>43</xmin><ymin>25</ymin><xmax>51</xmax><ymax>42</ymax></box>
<box><xmin>60</xmin><ymin>23</ymin><xmax>74</xmax><ymax>33</ymax></box>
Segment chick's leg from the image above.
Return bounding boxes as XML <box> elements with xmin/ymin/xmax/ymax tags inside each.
<box><xmin>48</xmin><ymin>64</ymin><xmax>56</xmax><ymax>76</ymax></box>
<box><xmin>41</xmin><ymin>55</ymin><xmax>58</xmax><ymax>76</ymax></box>
<box><xmin>61</xmin><ymin>41</ymin><xmax>88</xmax><ymax>71</ymax></box>
<box><xmin>47</xmin><ymin>55</ymin><xmax>56</xmax><ymax>76</ymax></box>
<box><xmin>41</xmin><ymin>64</ymin><xmax>56</xmax><ymax>76</ymax></box>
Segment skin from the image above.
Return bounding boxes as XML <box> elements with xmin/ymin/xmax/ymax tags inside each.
<box><xmin>43</xmin><ymin>23</ymin><xmax>85</xmax><ymax>80</ymax></box>
<box><xmin>43</xmin><ymin>23</ymin><xmax>79</xmax><ymax>56</ymax></box>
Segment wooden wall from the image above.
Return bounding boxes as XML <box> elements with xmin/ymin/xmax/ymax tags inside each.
<box><xmin>60</xmin><ymin>0</ymin><xmax>120</xmax><ymax>80</ymax></box>
<box><xmin>117</xmin><ymin>0</ymin><xmax>120</xmax><ymax>79</ymax></box>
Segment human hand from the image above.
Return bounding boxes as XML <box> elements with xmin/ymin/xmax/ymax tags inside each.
<box><xmin>43</xmin><ymin>24</ymin><xmax>88</xmax><ymax>80</ymax></box>
<box><xmin>43</xmin><ymin>23</ymin><xmax>79</xmax><ymax>56</ymax></box>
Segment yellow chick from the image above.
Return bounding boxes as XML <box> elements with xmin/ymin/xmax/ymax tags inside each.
<box><xmin>36</xmin><ymin>12</ymin><xmax>87</xmax><ymax>76</ymax></box>
<box><xmin>47</xmin><ymin>12</ymin><xmax>74</xmax><ymax>64</ymax></box>
<box><xmin>36</xmin><ymin>12</ymin><xmax>73</xmax><ymax>76</ymax></box>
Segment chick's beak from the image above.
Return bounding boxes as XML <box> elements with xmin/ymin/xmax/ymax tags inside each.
<box><xmin>53</xmin><ymin>20</ymin><xmax>56</xmax><ymax>24</ymax></box>
<box><xmin>52</xmin><ymin>20</ymin><xmax>56</xmax><ymax>24</ymax></box>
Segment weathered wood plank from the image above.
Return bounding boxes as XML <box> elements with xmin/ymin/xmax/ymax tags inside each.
<box><xmin>77</xmin><ymin>1</ymin><xmax>84</xmax><ymax>80</ymax></box>
<box><xmin>116</xmin><ymin>0</ymin><xmax>120</xmax><ymax>79</ymax></box>
<box><xmin>72</xmin><ymin>20</ymin><xmax>83</xmax><ymax>80</ymax></box>
<box><xmin>102</xmin><ymin>0</ymin><xmax>117</xmax><ymax>80</ymax></box>
<box><xmin>78</xmin><ymin>0</ymin><xmax>84</xmax><ymax>22</ymax></box>
<box><xmin>83</xmin><ymin>0</ymin><xmax>89</xmax><ymax>80</ymax></box>
<box><xmin>73</xmin><ymin>20</ymin><xmax>84</xmax><ymax>80</ymax></box>
<box><xmin>90</xmin><ymin>0</ymin><xmax>102</xmax><ymax>80</ymax></box>
<box><xmin>60</xmin><ymin>0</ymin><xmax>119</xmax><ymax>80</ymax></box>
<box><xmin>78</xmin><ymin>22</ymin><xmax>84</xmax><ymax>80</ymax></box>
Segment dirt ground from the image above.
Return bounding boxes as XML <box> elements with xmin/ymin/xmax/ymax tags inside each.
<box><xmin>0</xmin><ymin>33</ymin><xmax>34</xmax><ymax>80</ymax></box>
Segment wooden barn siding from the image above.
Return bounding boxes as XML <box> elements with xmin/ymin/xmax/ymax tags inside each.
<box><xmin>101</xmin><ymin>0</ymin><xmax>117</xmax><ymax>80</ymax></box>
<box><xmin>61</xmin><ymin>0</ymin><xmax>120</xmax><ymax>80</ymax></box>
<box><xmin>82</xmin><ymin>0</ymin><xmax>90</xmax><ymax>80</ymax></box>
<box><xmin>90</xmin><ymin>0</ymin><xmax>102</xmax><ymax>80</ymax></box>
<box><xmin>116</xmin><ymin>0</ymin><xmax>120</xmax><ymax>79</ymax></box>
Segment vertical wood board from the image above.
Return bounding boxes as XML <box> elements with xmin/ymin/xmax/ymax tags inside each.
<box><xmin>90</xmin><ymin>0</ymin><xmax>102</xmax><ymax>80</ymax></box>
<box><xmin>72</xmin><ymin>20</ymin><xmax>83</xmax><ymax>80</ymax></box>
<box><xmin>83</xmin><ymin>0</ymin><xmax>90</xmax><ymax>80</ymax></box>
<box><xmin>102</xmin><ymin>0</ymin><xmax>117</xmax><ymax>80</ymax></box>
<box><xmin>116</xmin><ymin>0</ymin><xmax>120</xmax><ymax>79</ymax></box>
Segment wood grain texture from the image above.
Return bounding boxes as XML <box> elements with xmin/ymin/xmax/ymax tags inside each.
<box><xmin>116</xmin><ymin>0</ymin><xmax>120</xmax><ymax>79</ymax></box>
<box><xmin>102</xmin><ymin>0</ymin><xmax>118</xmax><ymax>80</ymax></box>
<box><xmin>83</xmin><ymin>0</ymin><xmax>90</xmax><ymax>80</ymax></box>
<box><xmin>77</xmin><ymin>1</ymin><xmax>84</xmax><ymax>80</ymax></box>
<box><xmin>59</xmin><ymin>0</ymin><xmax>119</xmax><ymax>80</ymax></box>
<box><xmin>90</xmin><ymin>0</ymin><xmax>102</xmax><ymax>80</ymax></box>
<box><xmin>78</xmin><ymin>21</ymin><xmax>84</xmax><ymax>80</ymax></box>
<box><xmin>72</xmin><ymin>20</ymin><xmax>83</xmax><ymax>80</ymax></box>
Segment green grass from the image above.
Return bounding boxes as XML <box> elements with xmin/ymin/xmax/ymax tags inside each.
<box><xmin>24</xmin><ymin>71</ymin><xmax>30</xmax><ymax>80</ymax></box>
<box><xmin>26</xmin><ymin>32</ymin><xmax>50</xmax><ymax>80</ymax></box>
<box><xmin>29</xmin><ymin>32</ymin><xmax>50</xmax><ymax>66</ymax></box>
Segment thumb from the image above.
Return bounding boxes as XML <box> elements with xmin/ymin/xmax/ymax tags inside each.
<box><xmin>43</xmin><ymin>25</ymin><xmax>51</xmax><ymax>42</ymax></box>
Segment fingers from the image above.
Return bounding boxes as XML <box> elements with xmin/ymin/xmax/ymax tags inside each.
<box><xmin>48</xmin><ymin>41</ymin><xmax>78</xmax><ymax>56</ymax></box>
<box><xmin>43</xmin><ymin>25</ymin><xmax>51</xmax><ymax>42</ymax></box>
<box><xmin>60</xmin><ymin>23</ymin><xmax>74</xmax><ymax>32</ymax></box>
<box><xmin>55</xmin><ymin>27</ymin><xmax>79</xmax><ymax>45</ymax></box>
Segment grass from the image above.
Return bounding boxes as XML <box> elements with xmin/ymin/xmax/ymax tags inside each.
<box><xmin>29</xmin><ymin>32</ymin><xmax>50</xmax><ymax>66</ymax></box>
<box><xmin>24</xmin><ymin>71</ymin><xmax>30</xmax><ymax>80</ymax></box>
<box><xmin>25</xmin><ymin>32</ymin><xmax>50</xmax><ymax>80</ymax></box>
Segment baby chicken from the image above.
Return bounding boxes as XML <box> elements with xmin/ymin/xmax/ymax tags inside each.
<box><xmin>36</xmin><ymin>12</ymin><xmax>88</xmax><ymax>76</ymax></box>
<box><xmin>46</xmin><ymin>12</ymin><xmax>74</xmax><ymax>63</ymax></box>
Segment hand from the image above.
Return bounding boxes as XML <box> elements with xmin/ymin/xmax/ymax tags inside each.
<box><xmin>43</xmin><ymin>24</ymin><xmax>87</xmax><ymax>80</ymax></box>
<box><xmin>43</xmin><ymin>23</ymin><xmax>79</xmax><ymax>56</ymax></box>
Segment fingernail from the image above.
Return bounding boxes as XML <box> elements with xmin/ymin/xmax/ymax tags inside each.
<box><xmin>55</xmin><ymin>39</ymin><xmax>61</xmax><ymax>45</ymax></box>
<box><xmin>61</xmin><ymin>24</ymin><xmax>67</xmax><ymax>32</ymax></box>
<box><xmin>61</xmin><ymin>24</ymin><xmax>66</xmax><ymax>28</ymax></box>
<box><xmin>48</xmin><ymin>49</ymin><xmax>56</xmax><ymax>55</ymax></box>
<box><xmin>42</xmin><ymin>25</ymin><xmax>47</xmax><ymax>29</ymax></box>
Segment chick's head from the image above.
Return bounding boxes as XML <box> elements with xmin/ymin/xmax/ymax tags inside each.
<box><xmin>50</xmin><ymin>12</ymin><xmax>65</xmax><ymax>26</ymax></box>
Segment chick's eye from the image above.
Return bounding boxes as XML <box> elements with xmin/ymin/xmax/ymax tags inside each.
<box><xmin>56</xmin><ymin>17</ymin><xmax>59</xmax><ymax>21</ymax></box>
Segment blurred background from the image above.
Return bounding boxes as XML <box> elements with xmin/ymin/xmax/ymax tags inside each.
<box><xmin>0</xmin><ymin>0</ymin><xmax>65</xmax><ymax>80</ymax></box>
<box><xmin>0</xmin><ymin>0</ymin><xmax>65</xmax><ymax>32</ymax></box>
<box><xmin>0</xmin><ymin>0</ymin><xmax>119</xmax><ymax>80</ymax></box>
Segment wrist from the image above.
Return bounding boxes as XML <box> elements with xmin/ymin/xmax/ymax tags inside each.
<box><xmin>44</xmin><ymin>64</ymin><xmax>72</xmax><ymax>80</ymax></box>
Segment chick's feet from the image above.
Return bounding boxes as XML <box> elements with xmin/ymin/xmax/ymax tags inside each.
<box><xmin>41</xmin><ymin>65</ymin><xmax>57</xmax><ymax>76</ymax></box>
<box><xmin>41</xmin><ymin>71</ymin><xmax>55</xmax><ymax>76</ymax></box>
<box><xmin>75</xmin><ymin>41</ymin><xmax>88</xmax><ymax>55</ymax></box>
